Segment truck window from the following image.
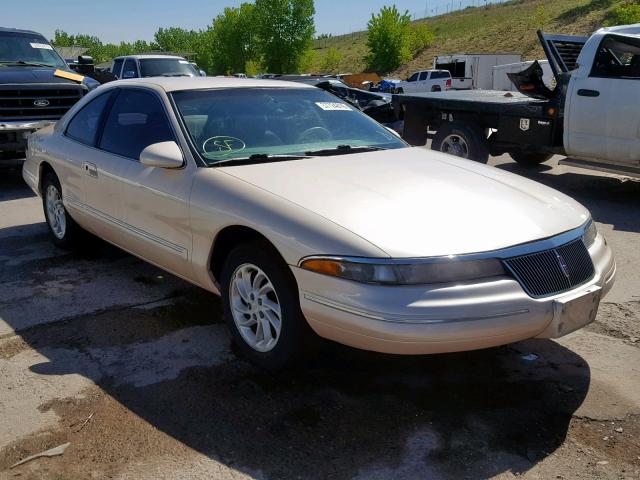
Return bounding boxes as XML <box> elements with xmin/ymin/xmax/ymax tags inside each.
<box><xmin>591</xmin><ymin>35</ymin><xmax>640</xmax><ymax>79</ymax></box>
<box><xmin>407</xmin><ymin>72</ymin><xmax>419</xmax><ymax>82</ymax></box>
<box><xmin>419</xmin><ymin>71</ymin><xmax>429</xmax><ymax>81</ymax></box>
<box><xmin>431</xmin><ymin>71</ymin><xmax>450</xmax><ymax>79</ymax></box>
<box><xmin>122</xmin><ymin>58</ymin><xmax>139</xmax><ymax>79</ymax></box>
<box><xmin>0</xmin><ymin>31</ymin><xmax>67</xmax><ymax>69</ymax></box>
<box><xmin>112</xmin><ymin>58</ymin><xmax>124</xmax><ymax>78</ymax></box>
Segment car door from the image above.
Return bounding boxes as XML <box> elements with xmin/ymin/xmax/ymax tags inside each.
<box><xmin>565</xmin><ymin>34</ymin><xmax>640</xmax><ymax>166</ymax></box>
<box><xmin>97</xmin><ymin>87</ymin><xmax>194</xmax><ymax>276</ymax></box>
<box><xmin>60</xmin><ymin>90</ymin><xmax>117</xmax><ymax>232</ymax></box>
<box><xmin>417</xmin><ymin>71</ymin><xmax>429</xmax><ymax>92</ymax></box>
<box><xmin>403</xmin><ymin>72</ymin><xmax>419</xmax><ymax>93</ymax></box>
<box><xmin>121</xmin><ymin>58</ymin><xmax>139</xmax><ymax>79</ymax></box>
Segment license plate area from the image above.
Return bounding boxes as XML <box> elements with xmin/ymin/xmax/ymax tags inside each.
<box><xmin>552</xmin><ymin>285</ymin><xmax>601</xmax><ymax>337</ymax></box>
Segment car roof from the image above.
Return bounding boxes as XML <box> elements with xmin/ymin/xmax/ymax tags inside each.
<box><xmin>113</xmin><ymin>54</ymin><xmax>186</xmax><ymax>60</ymax></box>
<box><xmin>0</xmin><ymin>27</ymin><xmax>47</xmax><ymax>36</ymax></box>
<box><xmin>109</xmin><ymin>77</ymin><xmax>316</xmax><ymax>92</ymax></box>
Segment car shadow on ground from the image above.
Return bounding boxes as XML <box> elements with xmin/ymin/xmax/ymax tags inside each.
<box><xmin>12</xmin><ymin>294</ymin><xmax>591</xmax><ymax>479</ymax></box>
<box><xmin>495</xmin><ymin>161</ymin><xmax>640</xmax><ymax>235</ymax></box>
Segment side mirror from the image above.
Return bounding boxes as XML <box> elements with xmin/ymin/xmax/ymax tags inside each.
<box><xmin>122</xmin><ymin>70</ymin><xmax>136</xmax><ymax>79</ymax></box>
<box><xmin>140</xmin><ymin>141</ymin><xmax>184</xmax><ymax>169</ymax></box>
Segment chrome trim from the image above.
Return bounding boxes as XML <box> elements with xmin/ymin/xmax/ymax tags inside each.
<box><xmin>67</xmin><ymin>197</ymin><xmax>188</xmax><ymax>259</ymax></box>
<box><xmin>0</xmin><ymin>120</ymin><xmax>56</xmax><ymax>131</ymax></box>
<box><xmin>298</xmin><ymin>221</ymin><xmax>591</xmax><ymax>266</ymax></box>
<box><xmin>303</xmin><ymin>292</ymin><xmax>530</xmax><ymax>324</ymax></box>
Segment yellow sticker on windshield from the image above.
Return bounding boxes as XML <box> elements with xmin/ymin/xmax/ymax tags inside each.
<box><xmin>54</xmin><ymin>69</ymin><xmax>85</xmax><ymax>83</ymax></box>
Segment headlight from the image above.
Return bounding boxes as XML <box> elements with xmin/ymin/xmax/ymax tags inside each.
<box><xmin>300</xmin><ymin>257</ymin><xmax>505</xmax><ymax>285</ymax></box>
<box><xmin>582</xmin><ymin>220</ymin><xmax>597</xmax><ymax>248</ymax></box>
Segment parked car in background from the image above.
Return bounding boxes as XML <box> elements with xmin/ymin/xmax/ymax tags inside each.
<box><xmin>110</xmin><ymin>54</ymin><xmax>199</xmax><ymax>79</ymax></box>
<box><xmin>23</xmin><ymin>77</ymin><xmax>614</xmax><ymax>370</ymax></box>
<box><xmin>0</xmin><ymin>27</ymin><xmax>98</xmax><ymax>164</ymax></box>
<box><xmin>279</xmin><ymin>75</ymin><xmax>397</xmax><ymax>124</ymax></box>
<box><xmin>395</xmin><ymin>70</ymin><xmax>452</xmax><ymax>93</ymax></box>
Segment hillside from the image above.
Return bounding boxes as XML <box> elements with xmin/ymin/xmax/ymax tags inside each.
<box><xmin>310</xmin><ymin>0</ymin><xmax>631</xmax><ymax>77</ymax></box>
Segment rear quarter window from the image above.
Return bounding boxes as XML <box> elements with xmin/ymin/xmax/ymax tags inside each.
<box><xmin>65</xmin><ymin>92</ymin><xmax>113</xmax><ymax>146</ymax></box>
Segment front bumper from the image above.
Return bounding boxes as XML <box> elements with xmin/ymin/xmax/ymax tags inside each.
<box><xmin>0</xmin><ymin>120</ymin><xmax>56</xmax><ymax>155</ymax></box>
<box><xmin>293</xmin><ymin>234</ymin><xmax>615</xmax><ymax>355</ymax></box>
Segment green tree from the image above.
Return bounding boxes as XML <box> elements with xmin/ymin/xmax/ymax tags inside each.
<box><xmin>254</xmin><ymin>0</ymin><xmax>316</xmax><ymax>73</ymax></box>
<box><xmin>210</xmin><ymin>4</ymin><xmax>258</xmax><ymax>74</ymax></box>
<box><xmin>366</xmin><ymin>5</ymin><xmax>413</xmax><ymax>73</ymax></box>
<box><xmin>154</xmin><ymin>27</ymin><xmax>196</xmax><ymax>54</ymax></box>
<box><xmin>604</xmin><ymin>3</ymin><xmax>640</xmax><ymax>26</ymax></box>
<box><xmin>321</xmin><ymin>47</ymin><xmax>342</xmax><ymax>73</ymax></box>
<box><xmin>408</xmin><ymin>24</ymin><xmax>434</xmax><ymax>53</ymax></box>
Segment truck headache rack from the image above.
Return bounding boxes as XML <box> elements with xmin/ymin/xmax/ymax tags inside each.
<box><xmin>537</xmin><ymin>31</ymin><xmax>588</xmax><ymax>76</ymax></box>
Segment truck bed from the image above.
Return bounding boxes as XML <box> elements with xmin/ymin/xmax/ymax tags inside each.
<box><xmin>393</xmin><ymin>90</ymin><xmax>548</xmax><ymax>116</ymax></box>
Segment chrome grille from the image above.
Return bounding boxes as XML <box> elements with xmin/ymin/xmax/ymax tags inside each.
<box><xmin>0</xmin><ymin>85</ymin><xmax>85</xmax><ymax>120</ymax></box>
<box><xmin>503</xmin><ymin>239</ymin><xmax>594</xmax><ymax>298</ymax></box>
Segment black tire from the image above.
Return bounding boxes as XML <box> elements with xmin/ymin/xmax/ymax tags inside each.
<box><xmin>431</xmin><ymin>85</ymin><xmax>442</xmax><ymax>92</ymax></box>
<box><xmin>220</xmin><ymin>241</ymin><xmax>315</xmax><ymax>370</ymax></box>
<box><xmin>395</xmin><ymin>87</ymin><xmax>404</xmax><ymax>94</ymax></box>
<box><xmin>431</xmin><ymin>122</ymin><xmax>490</xmax><ymax>163</ymax></box>
<box><xmin>509</xmin><ymin>151</ymin><xmax>553</xmax><ymax>167</ymax></box>
<box><xmin>41</xmin><ymin>172</ymin><xmax>84</xmax><ymax>249</ymax></box>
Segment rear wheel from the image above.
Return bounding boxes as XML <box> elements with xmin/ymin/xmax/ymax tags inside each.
<box><xmin>220</xmin><ymin>241</ymin><xmax>314</xmax><ymax>370</ymax></box>
<box><xmin>431</xmin><ymin>85</ymin><xmax>442</xmax><ymax>92</ymax></box>
<box><xmin>42</xmin><ymin>172</ymin><xmax>83</xmax><ymax>249</ymax></box>
<box><xmin>431</xmin><ymin>122</ymin><xmax>489</xmax><ymax>163</ymax></box>
<box><xmin>509</xmin><ymin>151</ymin><xmax>553</xmax><ymax>167</ymax></box>
<box><xmin>395</xmin><ymin>87</ymin><xmax>404</xmax><ymax>94</ymax></box>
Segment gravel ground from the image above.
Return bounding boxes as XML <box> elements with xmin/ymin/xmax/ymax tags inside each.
<box><xmin>0</xmin><ymin>154</ymin><xmax>639</xmax><ymax>480</ymax></box>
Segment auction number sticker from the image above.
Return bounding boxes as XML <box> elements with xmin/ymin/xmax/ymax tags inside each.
<box><xmin>315</xmin><ymin>102</ymin><xmax>351</xmax><ymax>111</ymax></box>
<box><xmin>30</xmin><ymin>42</ymin><xmax>54</xmax><ymax>50</ymax></box>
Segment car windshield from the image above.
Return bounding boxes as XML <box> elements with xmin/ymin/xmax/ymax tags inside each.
<box><xmin>172</xmin><ymin>87</ymin><xmax>406</xmax><ymax>165</ymax></box>
<box><xmin>139</xmin><ymin>58</ymin><xmax>198</xmax><ymax>77</ymax></box>
<box><xmin>0</xmin><ymin>32</ymin><xmax>67</xmax><ymax>68</ymax></box>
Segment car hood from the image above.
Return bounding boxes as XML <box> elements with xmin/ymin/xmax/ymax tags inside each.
<box><xmin>0</xmin><ymin>66</ymin><xmax>79</xmax><ymax>85</ymax></box>
<box><xmin>221</xmin><ymin>148</ymin><xmax>589</xmax><ymax>257</ymax></box>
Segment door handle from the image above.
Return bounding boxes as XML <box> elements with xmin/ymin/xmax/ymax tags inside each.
<box><xmin>83</xmin><ymin>162</ymin><xmax>98</xmax><ymax>178</ymax></box>
<box><xmin>577</xmin><ymin>89</ymin><xmax>600</xmax><ymax>97</ymax></box>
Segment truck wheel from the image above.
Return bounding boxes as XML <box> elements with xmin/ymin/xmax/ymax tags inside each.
<box><xmin>42</xmin><ymin>172</ymin><xmax>84</xmax><ymax>249</ymax></box>
<box><xmin>431</xmin><ymin>122</ymin><xmax>489</xmax><ymax>163</ymax></box>
<box><xmin>431</xmin><ymin>85</ymin><xmax>442</xmax><ymax>92</ymax></box>
<box><xmin>220</xmin><ymin>241</ymin><xmax>316</xmax><ymax>371</ymax></box>
<box><xmin>509</xmin><ymin>152</ymin><xmax>553</xmax><ymax>167</ymax></box>
<box><xmin>395</xmin><ymin>88</ymin><xmax>404</xmax><ymax>94</ymax></box>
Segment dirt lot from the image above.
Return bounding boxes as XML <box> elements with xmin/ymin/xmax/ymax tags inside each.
<box><xmin>0</xmin><ymin>154</ymin><xmax>639</xmax><ymax>480</ymax></box>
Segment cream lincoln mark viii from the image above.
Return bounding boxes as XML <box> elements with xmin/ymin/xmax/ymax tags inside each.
<box><xmin>23</xmin><ymin>77</ymin><xmax>615</xmax><ymax>369</ymax></box>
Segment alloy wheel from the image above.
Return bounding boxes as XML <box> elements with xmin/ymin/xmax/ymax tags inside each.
<box><xmin>229</xmin><ymin>263</ymin><xmax>282</xmax><ymax>352</ymax></box>
<box><xmin>45</xmin><ymin>184</ymin><xmax>66</xmax><ymax>239</ymax></box>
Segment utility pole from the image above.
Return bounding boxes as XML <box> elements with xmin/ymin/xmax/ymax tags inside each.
<box><xmin>424</xmin><ymin>0</ymin><xmax>428</xmax><ymax>18</ymax></box>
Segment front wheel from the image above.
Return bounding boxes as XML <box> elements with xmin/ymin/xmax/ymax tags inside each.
<box><xmin>431</xmin><ymin>122</ymin><xmax>489</xmax><ymax>163</ymax></box>
<box><xmin>509</xmin><ymin>151</ymin><xmax>553</xmax><ymax>167</ymax></box>
<box><xmin>42</xmin><ymin>172</ymin><xmax>84</xmax><ymax>249</ymax></box>
<box><xmin>220</xmin><ymin>241</ymin><xmax>314</xmax><ymax>370</ymax></box>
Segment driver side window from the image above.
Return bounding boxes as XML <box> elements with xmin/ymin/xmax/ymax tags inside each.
<box><xmin>591</xmin><ymin>35</ymin><xmax>640</xmax><ymax>79</ymax></box>
<box><xmin>407</xmin><ymin>72</ymin><xmax>419</xmax><ymax>82</ymax></box>
<box><xmin>122</xmin><ymin>58</ymin><xmax>139</xmax><ymax>79</ymax></box>
<box><xmin>99</xmin><ymin>89</ymin><xmax>174</xmax><ymax>160</ymax></box>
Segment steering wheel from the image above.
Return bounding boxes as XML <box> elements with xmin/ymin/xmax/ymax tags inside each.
<box><xmin>297</xmin><ymin>126</ymin><xmax>332</xmax><ymax>144</ymax></box>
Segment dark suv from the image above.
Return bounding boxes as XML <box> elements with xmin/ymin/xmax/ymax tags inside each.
<box><xmin>0</xmin><ymin>28</ymin><xmax>98</xmax><ymax>163</ymax></box>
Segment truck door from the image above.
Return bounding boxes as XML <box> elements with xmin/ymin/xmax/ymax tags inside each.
<box><xmin>565</xmin><ymin>33</ymin><xmax>640</xmax><ymax>166</ymax></box>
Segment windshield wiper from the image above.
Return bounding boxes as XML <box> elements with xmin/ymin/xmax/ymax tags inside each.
<box><xmin>304</xmin><ymin>144</ymin><xmax>387</xmax><ymax>156</ymax></box>
<box><xmin>212</xmin><ymin>153</ymin><xmax>312</xmax><ymax>167</ymax></box>
<box><xmin>0</xmin><ymin>60</ymin><xmax>54</xmax><ymax>68</ymax></box>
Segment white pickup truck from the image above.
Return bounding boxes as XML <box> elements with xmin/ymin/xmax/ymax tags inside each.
<box><xmin>394</xmin><ymin>24</ymin><xmax>640</xmax><ymax>178</ymax></box>
<box><xmin>394</xmin><ymin>69</ymin><xmax>452</xmax><ymax>94</ymax></box>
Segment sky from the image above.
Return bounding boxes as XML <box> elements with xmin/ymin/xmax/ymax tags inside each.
<box><xmin>4</xmin><ymin>0</ymin><xmax>489</xmax><ymax>43</ymax></box>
